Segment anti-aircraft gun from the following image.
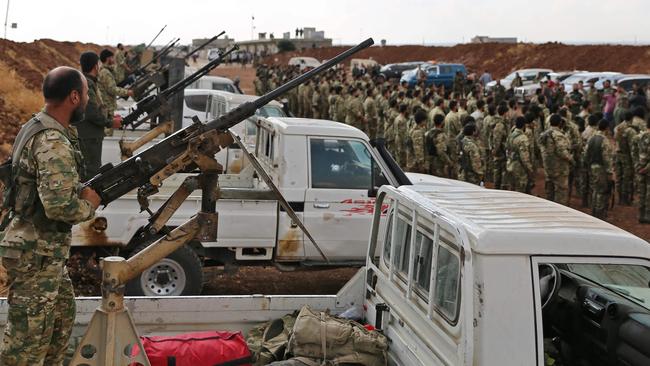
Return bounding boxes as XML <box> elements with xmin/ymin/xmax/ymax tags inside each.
<box><xmin>117</xmin><ymin>37</ymin><xmax>179</xmax><ymax>91</ymax></box>
<box><xmin>70</xmin><ymin>38</ymin><xmax>374</xmax><ymax>366</ymax></box>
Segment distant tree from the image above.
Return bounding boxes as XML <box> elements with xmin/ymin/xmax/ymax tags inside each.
<box><xmin>277</xmin><ymin>40</ymin><xmax>296</xmax><ymax>53</ymax></box>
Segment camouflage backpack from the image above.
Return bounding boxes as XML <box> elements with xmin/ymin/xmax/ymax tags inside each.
<box><xmin>424</xmin><ymin>128</ymin><xmax>444</xmax><ymax>156</ymax></box>
<box><xmin>584</xmin><ymin>135</ymin><xmax>605</xmax><ymax>166</ymax></box>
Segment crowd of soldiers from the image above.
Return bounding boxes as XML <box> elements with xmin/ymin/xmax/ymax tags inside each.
<box><xmin>255</xmin><ymin>64</ymin><xmax>650</xmax><ymax>223</ymax></box>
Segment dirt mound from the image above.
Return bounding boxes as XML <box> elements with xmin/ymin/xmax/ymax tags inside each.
<box><xmin>265</xmin><ymin>43</ymin><xmax>650</xmax><ymax>78</ymax></box>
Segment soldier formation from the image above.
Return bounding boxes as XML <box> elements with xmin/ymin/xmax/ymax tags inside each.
<box><xmin>255</xmin><ymin>64</ymin><xmax>650</xmax><ymax>223</ymax></box>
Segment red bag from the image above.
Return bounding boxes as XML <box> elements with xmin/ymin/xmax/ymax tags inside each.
<box><xmin>132</xmin><ymin>331</ymin><xmax>252</xmax><ymax>366</ymax></box>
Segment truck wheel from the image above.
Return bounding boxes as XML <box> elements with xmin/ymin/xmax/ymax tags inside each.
<box><xmin>125</xmin><ymin>242</ymin><xmax>203</xmax><ymax>296</ymax></box>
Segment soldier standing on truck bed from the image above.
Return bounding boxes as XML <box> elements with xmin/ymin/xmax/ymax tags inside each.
<box><xmin>584</xmin><ymin>119</ymin><xmax>615</xmax><ymax>220</ymax></box>
<box><xmin>0</xmin><ymin>66</ymin><xmax>101</xmax><ymax>365</ymax></box>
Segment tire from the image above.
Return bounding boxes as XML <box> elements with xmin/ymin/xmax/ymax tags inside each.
<box><xmin>125</xmin><ymin>242</ymin><xmax>203</xmax><ymax>296</ymax></box>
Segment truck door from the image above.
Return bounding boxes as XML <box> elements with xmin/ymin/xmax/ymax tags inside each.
<box><xmin>303</xmin><ymin>137</ymin><xmax>389</xmax><ymax>262</ymax></box>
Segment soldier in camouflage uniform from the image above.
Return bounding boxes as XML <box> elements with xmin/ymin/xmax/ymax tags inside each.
<box><xmin>614</xmin><ymin>111</ymin><xmax>637</xmax><ymax>205</ymax></box>
<box><xmin>113</xmin><ymin>43</ymin><xmax>131</xmax><ymax>84</ymax></box>
<box><xmin>506</xmin><ymin>117</ymin><xmax>534</xmax><ymax>193</ymax></box>
<box><xmin>311</xmin><ymin>82</ymin><xmax>321</xmax><ymax>119</ymax></box>
<box><xmin>407</xmin><ymin>110</ymin><xmax>429</xmax><ymax>173</ymax></box>
<box><xmin>490</xmin><ymin>105</ymin><xmax>509</xmax><ymax>189</ymax></box>
<box><xmin>383</xmin><ymin>99</ymin><xmax>399</xmax><ymax>156</ymax></box>
<box><xmin>637</xmin><ymin>118</ymin><xmax>650</xmax><ymax>223</ymax></box>
<box><xmin>363</xmin><ymin>88</ymin><xmax>379</xmax><ymax>139</ymax></box>
<box><xmin>0</xmin><ymin>67</ymin><xmax>101</xmax><ymax>365</ymax></box>
<box><xmin>345</xmin><ymin>87</ymin><xmax>365</xmax><ymax>131</ymax></box>
<box><xmin>539</xmin><ymin>114</ymin><xmax>573</xmax><ymax>205</ymax></box>
<box><xmin>393</xmin><ymin>104</ymin><xmax>410</xmax><ymax>167</ymax></box>
<box><xmin>427</xmin><ymin>114</ymin><xmax>450</xmax><ymax>177</ymax></box>
<box><xmin>319</xmin><ymin>77</ymin><xmax>330</xmax><ymax>120</ymax></box>
<box><xmin>458</xmin><ymin>123</ymin><xmax>484</xmax><ymax>185</ymax></box>
<box><xmin>98</xmin><ymin>49</ymin><xmax>133</xmax><ymax>121</ymax></box>
<box><xmin>76</xmin><ymin>52</ymin><xmax>114</xmax><ymax>181</ymax></box>
<box><xmin>332</xmin><ymin>86</ymin><xmax>346</xmax><ymax>123</ymax></box>
<box><xmin>444</xmin><ymin>100</ymin><xmax>462</xmax><ymax>179</ymax></box>
<box><xmin>583</xmin><ymin>119</ymin><xmax>615</xmax><ymax>219</ymax></box>
<box><xmin>428</xmin><ymin>98</ymin><xmax>446</xmax><ymax>129</ymax></box>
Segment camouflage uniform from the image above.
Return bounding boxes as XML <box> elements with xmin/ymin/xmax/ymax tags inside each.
<box><xmin>539</xmin><ymin>127</ymin><xmax>572</xmax><ymax>204</ymax></box>
<box><xmin>583</xmin><ymin>130</ymin><xmax>614</xmax><ymax>219</ymax></box>
<box><xmin>333</xmin><ymin>94</ymin><xmax>346</xmax><ymax>123</ymax></box>
<box><xmin>363</xmin><ymin>95</ymin><xmax>378</xmax><ymax>139</ymax></box>
<box><xmin>394</xmin><ymin>113</ymin><xmax>409</xmax><ymax>167</ymax></box>
<box><xmin>114</xmin><ymin>48</ymin><xmax>128</xmax><ymax>84</ymax></box>
<box><xmin>311</xmin><ymin>89</ymin><xmax>321</xmax><ymax>119</ymax></box>
<box><xmin>97</xmin><ymin>65</ymin><xmax>129</xmax><ymax>119</ymax></box>
<box><xmin>587</xmin><ymin>88</ymin><xmax>601</xmax><ymax>114</ymax></box>
<box><xmin>614</xmin><ymin>120</ymin><xmax>637</xmax><ymax>204</ymax></box>
<box><xmin>506</xmin><ymin>128</ymin><xmax>533</xmax><ymax>193</ymax></box>
<box><xmin>296</xmin><ymin>83</ymin><xmax>305</xmax><ymax>117</ymax></box>
<box><xmin>444</xmin><ymin>111</ymin><xmax>462</xmax><ymax>178</ymax></box>
<box><xmin>490</xmin><ymin>116</ymin><xmax>508</xmax><ymax>189</ymax></box>
<box><xmin>427</xmin><ymin>106</ymin><xmax>445</xmax><ymax>129</ymax></box>
<box><xmin>458</xmin><ymin>135</ymin><xmax>484</xmax><ymax>185</ymax></box>
<box><xmin>0</xmin><ymin>112</ymin><xmax>95</xmax><ymax>366</ymax></box>
<box><xmin>564</xmin><ymin>121</ymin><xmax>583</xmax><ymax>200</ymax></box>
<box><xmin>319</xmin><ymin>80</ymin><xmax>330</xmax><ymax>119</ymax></box>
<box><xmin>637</xmin><ymin>129</ymin><xmax>650</xmax><ymax>222</ymax></box>
<box><xmin>345</xmin><ymin>95</ymin><xmax>365</xmax><ymax>132</ymax></box>
<box><xmin>75</xmin><ymin>73</ymin><xmax>110</xmax><ymax>181</ymax></box>
<box><xmin>426</xmin><ymin>127</ymin><xmax>450</xmax><ymax>177</ymax></box>
<box><xmin>383</xmin><ymin>107</ymin><xmax>398</xmax><ymax>156</ymax></box>
<box><xmin>407</xmin><ymin>123</ymin><xmax>428</xmax><ymax>173</ymax></box>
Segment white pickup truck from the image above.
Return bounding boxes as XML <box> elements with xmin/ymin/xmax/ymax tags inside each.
<box><xmin>74</xmin><ymin>113</ymin><xmax>410</xmax><ymax>296</ymax></box>
<box><xmin>5</xmin><ymin>176</ymin><xmax>650</xmax><ymax>366</ymax></box>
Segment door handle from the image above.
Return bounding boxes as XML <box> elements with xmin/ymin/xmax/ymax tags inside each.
<box><xmin>313</xmin><ymin>203</ymin><xmax>330</xmax><ymax>209</ymax></box>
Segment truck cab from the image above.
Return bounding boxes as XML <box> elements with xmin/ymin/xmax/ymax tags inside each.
<box><xmin>363</xmin><ymin>180</ymin><xmax>650</xmax><ymax>365</ymax></box>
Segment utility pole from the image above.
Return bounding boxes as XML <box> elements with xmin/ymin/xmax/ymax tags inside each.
<box><xmin>3</xmin><ymin>0</ymin><xmax>10</xmax><ymax>39</ymax></box>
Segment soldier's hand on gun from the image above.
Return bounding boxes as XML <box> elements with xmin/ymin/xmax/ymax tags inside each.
<box><xmin>112</xmin><ymin>115</ymin><xmax>123</xmax><ymax>129</ymax></box>
<box><xmin>81</xmin><ymin>187</ymin><xmax>101</xmax><ymax>209</ymax></box>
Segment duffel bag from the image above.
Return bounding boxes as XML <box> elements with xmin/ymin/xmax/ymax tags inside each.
<box><xmin>132</xmin><ymin>330</ymin><xmax>252</xmax><ymax>366</ymax></box>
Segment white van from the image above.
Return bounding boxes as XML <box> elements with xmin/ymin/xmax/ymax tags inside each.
<box><xmin>288</xmin><ymin>56</ymin><xmax>321</xmax><ymax>70</ymax></box>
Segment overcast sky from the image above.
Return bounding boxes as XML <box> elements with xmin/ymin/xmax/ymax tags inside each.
<box><xmin>3</xmin><ymin>0</ymin><xmax>650</xmax><ymax>46</ymax></box>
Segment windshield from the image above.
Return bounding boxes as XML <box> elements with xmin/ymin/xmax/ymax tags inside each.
<box><xmin>503</xmin><ymin>71</ymin><xmax>518</xmax><ymax>80</ymax></box>
<box><xmin>562</xmin><ymin>74</ymin><xmax>589</xmax><ymax>84</ymax></box>
<box><xmin>565</xmin><ymin>263</ymin><xmax>650</xmax><ymax>310</ymax></box>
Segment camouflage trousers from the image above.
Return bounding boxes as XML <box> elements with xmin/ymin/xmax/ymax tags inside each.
<box><xmin>639</xmin><ymin>173</ymin><xmax>650</xmax><ymax>221</ymax></box>
<box><xmin>507</xmin><ymin>163</ymin><xmax>530</xmax><ymax>193</ymax></box>
<box><xmin>366</xmin><ymin>118</ymin><xmax>377</xmax><ymax>140</ymax></box>
<box><xmin>459</xmin><ymin>170</ymin><xmax>481</xmax><ymax>186</ymax></box>
<box><xmin>0</xmin><ymin>251</ymin><xmax>75</xmax><ymax>366</ymax></box>
<box><xmin>615</xmin><ymin>154</ymin><xmax>634</xmax><ymax>204</ymax></box>
<box><xmin>545</xmin><ymin>170</ymin><xmax>570</xmax><ymax>205</ymax></box>
<box><xmin>590</xmin><ymin>164</ymin><xmax>611</xmax><ymax>220</ymax></box>
<box><xmin>430</xmin><ymin>159</ymin><xmax>449</xmax><ymax>178</ymax></box>
<box><xmin>78</xmin><ymin>137</ymin><xmax>103</xmax><ymax>181</ymax></box>
<box><xmin>447</xmin><ymin>143</ymin><xmax>458</xmax><ymax>179</ymax></box>
<box><xmin>312</xmin><ymin>107</ymin><xmax>321</xmax><ymax>120</ymax></box>
<box><xmin>492</xmin><ymin>156</ymin><xmax>507</xmax><ymax>189</ymax></box>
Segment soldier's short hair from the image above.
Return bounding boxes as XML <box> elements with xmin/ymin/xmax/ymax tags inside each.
<box><xmin>598</xmin><ymin>119</ymin><xmax>609</xmax><ymax>131</ymax></box>
<box><xmin>487</xmin><ymin>104</ymin><xmax>496</xmax><ymax>116</ymax></box>
<box><xmin>558</xmin><ymin>108</ymin><xmax>568</xmax><ymax>118</ymax></box>
<box><xmin>80</xmin><ymin>51</ymin><xmax>99</xmax><ymax>73</ymax></box>
<box><xmin>449</xmin><ymin>100</ymin><xmax>458</xmax><ymax>110</ymax></box>
<box><xmin>508</xmin><ymin>99</ymin><xmax>517</xmax><ymax>109</ymax></box>
<box><xmin>414</xmin><ymin>109</ymin><xmax>427</xmax><ymax>124</ymax></box>
<box><xmin>462</xmin><ymin>115</ymin><xmax>475</xmax><ymax>126</ymax></box>
<box><xmin>463</xmin><ymin>123</ymin><xmax>477</xmax><ymax>136</ymax></box>
<box><xmin>476</xmin><ymin>100</ymin><xmax>486</xmax><ymax>109</ymax></box>
<box><xmin>624</xmin><ymin>110</ymin><xmax>633</xmax><ymax>122</ymax></box>
<box><xmin>633</xmin><ymin>106</ymin><xmax>645</xmax><ymax>119</ymax></box>
<box><xmin>389</xmin><ymin>98</ymin><xmax>397</xmax><ymax>108</ymax></box>
<box><xmin>434</xmin><ymin>114</ymin><xmax>445</xmax><ymax>126</ymax></box>
<box><xmin>549</xmin><ymin>114</ymin><xmax>562</xmax><ymax>126</ymax></box>
<box><xmin>537</xmin><ymin>95</ymin><xmax>546</xmax><ymax>104</ymax></box>
<box><xmin>398</xmin><ymin>103</ymin><xmax>408</xmax><ymax>113</ymax></box>
<box><xmin>497</xmin><ymin>104</ymin><xmax>508</xmax><ymax>116</ymax></box>
<box><xmin>587</xmin><ymin>114</ymin><xmax>599</xmax><ymax>126</ymax></box>
<box><xmin>99</xmin><ymin>49</ymin><xmax>114</xmax><ymax>63</ymax></box>
<box><xmin>435</xmin><ymin>98</ymin><xmax>444</xmax><ymax>107</ymax></box>
<box><xmin>515</xmin><ymin>116</ymin><xmax>526</xmax><ymax>129</ymax></box>
<box><xmin>582</xmin><ymin>100</ymin><xmax>591</xmax><ymax>109</ymax></box>
<box><xmin>42</xmin><ymin>67</ymin><xmax>84</xmax><ymax>103</ymax></box>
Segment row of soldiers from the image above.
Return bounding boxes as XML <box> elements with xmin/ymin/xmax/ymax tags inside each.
<box><xmin>254</xmin><ymin>64</ymin><xmax>650</xmax><ymax>223</ymax></box>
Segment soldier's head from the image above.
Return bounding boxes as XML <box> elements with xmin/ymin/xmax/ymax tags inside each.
<box><xmin>587</xmin><ymin>114</ymin><xmax>599</xmax><ymax>127</ymax></box>
<box><xmin>462</xmin><ymin>115</ymin><xmax>475</xmax><ymax>127</ymax></box>
<box><xmin>42</xmin><ymin>66</ymin><xmax>88</xmax><ymax>124</ymax></box>
<box><xmin>434</xmin><ymin>114</ymin><xmax>445</xmax><ymax>128</ymax></box>
<box><xmin>624</xmin><ymin>110</ymin><xmax>633</xmax><ymax>122</ymax></box>
<box><xmin>574</xmin><ymin>116</ymin><xmax>585</xmax><ymax>132</ymax></box>
<box><xmin>558</xmin><ymin>108</ymin><xmax>568</xmax><ymax>119</ymax></box>
<box><xmin>572</xmin><ymin>83</ymin><xmax>579</xmax><ymax>91</ymax></box>
<box><xmin>582</xmin><ymin>100</ymin><xmax>591</xmax><ymax>111</ymax></box>
<box><xmin>398</xmin><ymin>103</ymin><xmax>408</xmax><ymax>115</ymax></box>
<box><xmin>414</xmin><ymin>109</ymin><xmax>427</xmax><ymax>125</ymax></box>
<box><xmin>463</xmin><ymin>123</ymin><xmax>477</xmax><ymax>137</ymax></box>
<box><xmin>117</xmin><ymin>43</ymin><xmax>124</xmax><ymax>50</ymax></box>
<box><xmin>366</xmin><ymin>88</ymin><xmax>374</xmax><ymax>97</ymax></box>
<box><xmin>598</xmin><ymin>119</ymin><xmax>609</xmax><ymax>132</ymax></box>
<box><xmin>633</xmin><ymin>106</ymin><xmax>645</xmax><ymax>119</ymax></box>
<box><xmin>603</xmin><ymin>80</ymin><xmax>611</xmax><ymax>89</ymax></box>
<box><xmin>549</xmin><ymin>114</ymin><xmax>562</xmax><ymax>127</ymax></box>
<box><xmin>537</xmin><ymin>95</ymin><xmax>546</xmax><ymax>105</ymax></box>
<box><xmin>476</xmin><ymin>100</ymin><xmax>486</xmax><ymax>111</ymax></box>
<box><xmin>435</xmin><ymin>98</ymin><xmax>444</xmax><ymax>108</ymax></box>
<box><xmin>80</xmin><ymin>51</ymin><xmax>100</xmax><ymax>76</ymax></box>
<box><xmin>100</xmin><ymin>49</ymin><xmax>115</xmax><ymax>66</ymax></box>
<box><xmin>515</xmin><ymin>116</ymin><xmax>526</xmax><ymax>130</ymax></box>
<box><xmin>389</xmin><ymin>98</ymin><xmax>397</xmax><ymax>109</ymax></box>
<box><xmin>449</xmin><ymin>100</ymin><xmax>458</xmax><ymax>112</ymax></box>
<box><xmin>497</xmin><ymin>104</ymin><xmax>508</xmax><ymax>116</ymax></box>
<box><xmin>508</xmin><ymin>99</ymin><xmax>517</xmax><ymax>110</ymax></box>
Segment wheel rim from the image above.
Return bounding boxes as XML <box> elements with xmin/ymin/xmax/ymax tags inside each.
<box><xmin>139</xmin><ymin>258</ymin><xmax>186</xmax><ymax>296</ymax></box>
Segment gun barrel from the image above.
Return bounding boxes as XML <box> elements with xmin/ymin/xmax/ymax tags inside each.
<box><xmin>205</xmin><ymin>37</ymin><xmax>374</xmax><ymax>131</ymax></box>
<box><xmin>146</xmin><ymin>25</ymin><xmax>167</xmax><ymax>49</ymax></box>
<box><xmin>185</xmin><ymin>31</ymin><xmax>225</xmax><ymax>59</ymax></box>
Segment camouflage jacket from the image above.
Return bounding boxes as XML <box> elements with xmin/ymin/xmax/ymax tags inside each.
<box><xmin>0</xmin><ymin>112</ymin><xmax>95</xmax><ymax>258</ymax></box>
<box><xmin>584</xmin><ymin>131</ymin><xmax>614</xmax><ymax>174</ymax></box>
<box><xmin>345</xmin><ymin>96</ymin><xmax>364</xmax><ymax>125</ymax></box>
<box><xmin>638</xmin><ymin>131</ymin><xmax>650</xmax><ymax>173</ymax></box>
<box><xmin>98</xmin><ymin>65</ymin><xmax>129</xmax><ymax>116</ymax></box>
<box><xmin>444</xmin><ymin>111</ymin><xmax>462</xmax><ymax>146</ymax></box>
<box><xmin>459</xmin><ymin>136</ymin><xmax>483</xmax><ymax>175</ymax></box>
<box><xmin>75</xmin><ymin>73</ymin><xmax>110</xmax><ymax>139</ymax></box>
<box><xmin>363</xmin><ymin>96</ymin><xmax>378</xmax><ymax>121</ymax></box>
<box><xmin>539</xmin><ymin>127</ymin><xmax>572</xmax><ymax>172</ymax></box>
<box><xmin>114</xmin><ymin>49</ymin><xmax>128</xmax><ymax>83</ymax></box>
<box><xmin>614</xmin><ymin>121</ymin><xmax>637</xmax><ymax>156</ymax></box>
<box><xmin>506</xmin><ymin>129</ymin><xmax>533</xmax><ymax>174</ymax></box>
<box><xmin>408</xmin><ymin>124</ymin><xmax>427</xmax><ymax>172</ymax></box>
<box><xmin>490</xmin><ymin>116</ymin><xmax>508</xmax><ymax>158</ymax></box>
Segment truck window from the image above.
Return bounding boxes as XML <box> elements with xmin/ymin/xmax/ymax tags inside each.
<box><xmin>212</xmin><ymin>82</ymin><xmax>235</xmax><ymax>93</ymax></box>
<box><xmin>439</xmin><ymin>65</ymin><xmax>452</xmax><ymax>74</ymax></box>
<box><xmin>185</xmin><ymin>94</ymin><xmax>208</xmax><ymax>112</ymax></box>
<box><xmin>393</xmin><ymin>215</ymin><xmax>412</xmax><ymax>279</ymax></box>
<box><xmin>434</xmin><ymin>229</ymin><xmax>461</xmax><ymax>322</ymax></box>
<box><xmin>310</xmin><ymin>138</ymin><xmax>385</xmax><ymax>189</ymax></box>
<box><xmin>413</xmin><ymin>229</ymin><xmax>434</xmax><ymax>298</ymax></box>
<box><xmin>383</xmin><ymin>214</ymin><xmax>393</xmax><ymax>264</ymax></box>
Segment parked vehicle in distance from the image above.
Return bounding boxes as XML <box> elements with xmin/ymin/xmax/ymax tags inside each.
<box><xmin>379</xmin><ymin>62</ymin><xmax>426</xmax><ymax>80</ymax></box>
<box><xmin>615</xmin><ymin>74</ymin><xmax>650</xmax><ymax>92</ymax></box>
<box><xmin>486</xmin><ymin>68</ymin><xmax>553</xmax><ymax>92</ymax></box>
<box><xmin>207</xmin><ymin>48</ymin><xmax>221</xmax><ymax>61</ymax></box>
<box><xmin>400</xmin><ymin>63</ymin><xmax>467</xmax><ymax>88</ymax></box>
<box><xmin>562</xmin><ymin>72</ymin><xmax>621</xmax><ymax>92</ymax></box>
<box><xmin>514</xmin><ymin>71</ymin><xmax>582</xmax><ymax>101</ymax></box>
<box><xmin>288</xmin><ymin>56</ymin><xmax>321</xmax><ymax>70</ymax></box>
<box><xmin>186</xmin><ymin>74</ymin><xmax>242</xmax><ymax>94</ymax></box>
